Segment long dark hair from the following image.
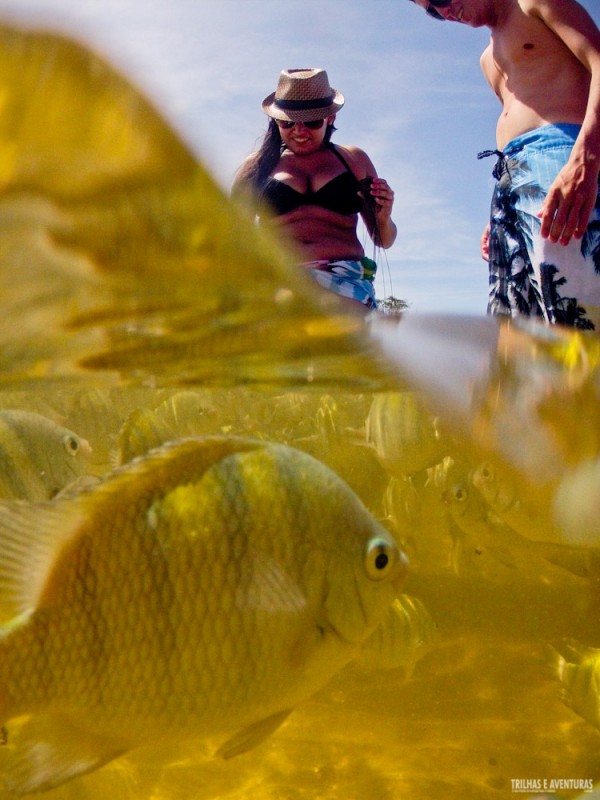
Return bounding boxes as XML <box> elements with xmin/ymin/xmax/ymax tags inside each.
<box><xmin>245</xmin><ymin>118</ymin><xmax>337</xmax><ymax>190</ymax></box>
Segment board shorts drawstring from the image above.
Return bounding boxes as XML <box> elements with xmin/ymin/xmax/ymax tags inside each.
<box><xmin>477</xmin><ymin>149</ymin><xmax>511</xmax><ymax>180</ymax></box>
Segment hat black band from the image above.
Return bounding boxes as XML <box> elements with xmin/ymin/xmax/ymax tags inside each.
<box><xmin>273</xmin><ymin>95</ymin><xmax>334</xmax><ymax>111</ymax></box>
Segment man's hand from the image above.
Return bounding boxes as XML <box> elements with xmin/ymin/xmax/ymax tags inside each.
<box><xmin>481</xmin><ymin>223</ymin><xmax>490</xmax><ymax>262</ymax></box>
<box><xmin>538</xmin><ymin>157</ymin><xmax>598</xmax><ymax>245</ymax></box>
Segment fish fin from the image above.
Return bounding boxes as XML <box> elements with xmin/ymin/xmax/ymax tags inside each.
<box><xmin>117</xmin><ymin>406</ymin><xmax>173</xmax><ymax>464</ymax></box>
<box><xmin>108</xmin><ymin>435</ymin><xmax>266</xmax><ymax>494</ymax></box>
<box><xmin>241</xmin><ymin>549</ymin><xmax>307</xmax><ymax>615</ymax></box>
<box><xmin>53</xmin><ymin>474</ymin><xmax>102</xmax><ymax>500</ymax></box>
<box><xmin>549</xmin><ymin>640</ymin><xmax>600</xmax><ymax>727</ymax></box>
<box><xmin>215</xmin><ymin>710</ymin><xmax>292</xmax><ymax>760</ymax></box>
<box><xmin>2</xmin><ymin>713</ymin><xmax>128</xmax><ymax>795</ymax></box>
<box><xmin>0</xmin><ymin>500</ymin><xmax>85</xmax><ymax>619</ymax></box>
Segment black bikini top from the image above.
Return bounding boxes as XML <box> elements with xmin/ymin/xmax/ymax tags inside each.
<box><xmin>260</xmin><ymin>144</ymin><xmax>363</xmax><ymax>216</ymax></box>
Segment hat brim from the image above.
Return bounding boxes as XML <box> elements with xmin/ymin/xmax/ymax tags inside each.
<box><xmin>261</xmin><ymin>89</ymin><xmax>345</xmax><ymax>122</ymax></box>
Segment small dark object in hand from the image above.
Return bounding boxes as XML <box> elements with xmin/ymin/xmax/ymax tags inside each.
<box><xmin>359</xmin><ymin>176</ymin><xmax>377</xmax><ymax>231</ymax></box>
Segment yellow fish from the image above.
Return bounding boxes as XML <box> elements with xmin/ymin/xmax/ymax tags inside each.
<box><xmin>116</xmin><ymin>391</ymin><xmax>221</xmax><ymax>465</ymax></box>
<box><xmin>0</xmin><ymin>409</ymin><xmax>92</xmax><ymax>500</ymax></box>
<box><xmin>471</xmin><ymin>460</ymin><xmax>563</xmax><ymax>544</ymax></box>
<box><xmin>0</xmin><ymin>435</ymin><xmax>406</xmax><ymax>795</ymax></box>
<box><xmin>383</xmin><ymin>471</ymin><xmax>455</xmax><ymax>572</ymax></box>
<box><xmin>357</xmin><ymin>595</ymin><xmax>437</xmax><ymax>675</ymax></box>
<box><xmin>365</xmin><ymin>391</ymin><xmax>446</xmax><ymax>477</ymax></box>
<box><xmin>551</xmin><ymin>640</ymin><xmax>600</xmax><ymax>731</ymax></box>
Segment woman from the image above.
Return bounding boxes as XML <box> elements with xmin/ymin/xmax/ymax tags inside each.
<box><xmin>232</xmin><ymin>68</ymin><xmax>397</xmax><ymax>311</ymax></box>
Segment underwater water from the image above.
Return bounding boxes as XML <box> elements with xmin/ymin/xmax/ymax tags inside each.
<box><xmin>0</xmin><ymin>19</ymin><xmax>599</xmax><ymax>800</ymax></box>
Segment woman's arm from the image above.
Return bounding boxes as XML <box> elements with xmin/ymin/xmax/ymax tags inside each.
<box><xmin>340</xmin><ymin>145</ymin><xmax>398</xmax><ymax>248</ymax></box>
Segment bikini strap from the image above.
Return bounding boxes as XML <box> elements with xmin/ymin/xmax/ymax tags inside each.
<box><xmin>328</xmin><ymin>143</ymin><xmax>355</xmax><ymax>174</ymax></box>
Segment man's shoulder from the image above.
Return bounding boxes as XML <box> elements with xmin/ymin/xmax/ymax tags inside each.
<box><xmin>490</xmin><ymin>0</ymin><xmax>560</xmax><ymax>43</ymax></box>
<box><xmin>512</xmin><ymin>0</ymin><xmax>590</xmax><ymax>23</ymax></box>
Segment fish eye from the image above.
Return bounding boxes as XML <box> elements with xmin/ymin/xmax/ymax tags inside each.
<box><xmin>364</xmin><ymin>537</ymin><xmax>396</xmax><ymax>581</ymax></box>
<box><xmin>477</xmin><ymin>463</ymin><xmax>494</xmax><ymax>482</ymax></box>
<box><xmin>443</xmin><ymin>484</ymin><xmax>467</xmax><ymax>505</ymax></box>
<box><xmin>63</xmin><ymin>435</ymin><xmax>80</xmax><ymax>455</ymax></box>
<box><xmin>452</xmin><ymin>485</ymin><xmax>468</xmax><ymax>503</ymax></box>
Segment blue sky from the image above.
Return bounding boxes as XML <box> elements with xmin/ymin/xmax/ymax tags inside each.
<box><xmin>1</xmin><ymin>0</ymin><xmax>597</xmax><ymax>314</ymax></box>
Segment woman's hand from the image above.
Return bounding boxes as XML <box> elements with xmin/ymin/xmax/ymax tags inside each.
<box><xmin>365</xmin><ymin>177</ymin><xmax>397</xmax><ymax>248</ymax></box>
<box><xmin>371</xmin><ymin>178</ymin><xmax>395</xmax><ymax>219</ymax></box>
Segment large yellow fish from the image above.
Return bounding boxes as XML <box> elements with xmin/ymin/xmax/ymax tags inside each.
<box><xmin>0</xmin><ymin>409</ymin><xmax>92</xmax><ymax>500</ymax></box>
<box><xmin>0</xmin><ymin>435</ymin><xmax>405</xmax><ymax>796</ymax></box>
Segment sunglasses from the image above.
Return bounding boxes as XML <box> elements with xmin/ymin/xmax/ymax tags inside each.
<box><xmin>425</xmin><ymin>0</ymin><xmax>452</xmax><ymax>19</ymax></box>
<box><xmin>276</xmin><ymin>118</ymin><xmax>326</xmax><ymax>130</ymax></box>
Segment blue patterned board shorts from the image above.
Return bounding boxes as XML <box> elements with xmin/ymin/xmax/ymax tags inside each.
<box><xmin>482</xmin><ymin>124</ymin><xmax>600</xmax><ymax>330</ymax></box>
<box><xmin>303</xmin><ymin>257</ymin><xmax>378</xmax><ymax>309</ymax></box>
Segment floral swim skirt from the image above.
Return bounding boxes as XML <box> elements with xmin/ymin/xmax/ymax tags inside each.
<box><xmin>303</xmin><ymin>257</ymin><xmax>377</xmax><ymax>309</ymax></box>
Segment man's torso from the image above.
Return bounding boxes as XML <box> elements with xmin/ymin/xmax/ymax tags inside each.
<box><xmin>480</xmin><ymin>0</ymin><xmax>589</xmax><ymax>148</ymax></box>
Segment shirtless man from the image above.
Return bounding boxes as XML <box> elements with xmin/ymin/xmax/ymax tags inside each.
<box><xmin>409</xmin><ymin>0</ymin><xmax>600</xmax><ymax>329</ymax></box>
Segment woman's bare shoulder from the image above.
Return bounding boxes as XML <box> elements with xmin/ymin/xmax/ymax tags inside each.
<box><xmin>333</xmin><ymin>144</ymin><xmax>378</xmax><ymax>178</ymax></box>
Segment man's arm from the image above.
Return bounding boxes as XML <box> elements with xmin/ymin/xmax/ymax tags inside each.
<box><xmin>527</xmin><ymin>0</ymin><xmax>600</xmax><ymax>244</ymax></box>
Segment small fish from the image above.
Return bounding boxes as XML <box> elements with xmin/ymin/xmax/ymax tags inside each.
<box><xmin>116</xmin><ymin>391</ymin><xmax>219</xmax><ymax>464</ymax></box>
<box><xmin>444</xmin><ymin>465</ymin><xmax>590</xmax><ymax>584</ymax></box>
<box><xmin>550</xmin><ymin>640</ymin><xmax>600</xmax><ymax>731</ymax></box>
<box><xmin>357</xmin><ymin>594</ymin><xmax>437</xmax><ymax>675</ymax></box>
<box><xmin>441</xmin><ymin>473</ymin><xmax>523</xmax><ymax>579</ymax></box>
<box><xmin>365</xmin><ymin>391</ymin><xmax>446</xmax><ymax>477</ymax></box>
<box><xmin>472</xmin><ymin>460</ymin><xmax>562</xmax><ymax>544</ymax></box>
<box><xmin>0</xmin><ymin>409</ymin><xmax>92</xmax><ymax>500</ymax></box>
<box><xmin>383</xmin><ymin>472</ymin><xmax>455</xmax><ymax>571</ymax></box>
<box><xmin>0</xmin><ymin>435</ymin><xmax>406</xmax><ymax>795</ymax></box>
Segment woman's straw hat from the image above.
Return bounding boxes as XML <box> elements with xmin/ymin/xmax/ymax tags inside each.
<box><xmin>262</xmin><ymin>69</ymin><xmax>344</xmax><ymax>122</ymax></box>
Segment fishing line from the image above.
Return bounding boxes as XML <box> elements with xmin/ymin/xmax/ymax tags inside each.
<box><xmin>359</xmin><ymin>196</ymin><xmax>395</xmax><ymax>307</ymax></box>
<box><xmin>375</xmin><ymin>243</ymin><xmax>394</xmax><ymax>303</ymax></box>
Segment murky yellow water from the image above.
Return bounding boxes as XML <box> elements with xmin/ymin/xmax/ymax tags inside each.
<box><xmin>0</xmin><ymin>20</ymin><xmax>599</xmax><ymax>800</ymax></box>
